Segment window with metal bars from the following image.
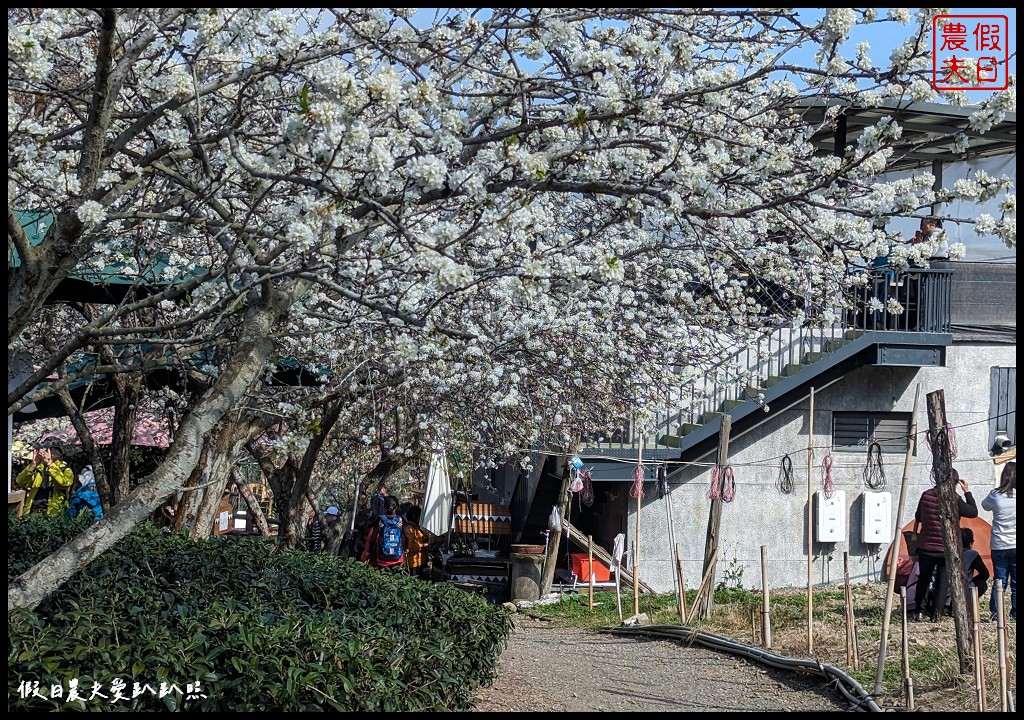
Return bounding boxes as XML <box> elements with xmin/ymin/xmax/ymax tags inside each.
<box><xmin>832</xmin><ymin>412</ymin><xmax>912</xmax><ymax>454</ymax></box>
<box><xmin>990</xmin><ymin>367</ymin><xmax>1016</xmax><ymax>448</ymax></box>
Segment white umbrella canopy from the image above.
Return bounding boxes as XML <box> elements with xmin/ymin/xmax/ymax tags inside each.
<box><xmin>421</xmin><ymin>449</ymin><xmax>452</xmax><ymax>536</ymax></box>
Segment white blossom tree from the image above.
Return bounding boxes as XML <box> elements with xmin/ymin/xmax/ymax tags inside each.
<box><xmin>8</xmin><ymin>8</ymin><xmax>1014</xmax><ymax>609</ymax></box>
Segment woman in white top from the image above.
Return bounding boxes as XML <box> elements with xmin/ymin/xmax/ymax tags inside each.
<box><xmin>982</xmin><ymin>461</ymin><xmax>1016</xmax><ymax>622</ymax></box>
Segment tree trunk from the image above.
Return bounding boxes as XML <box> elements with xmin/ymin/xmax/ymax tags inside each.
<box><xmin>109</xmin><ymin>376</ymin><xmax>140</xmax><ymax>506</ymax></box>
<box><xmin>234</xmin><ymin>468</ymin><xmax>271</xmax><ymax>537</ymax></box>
<box><xmin>188</xmin><ymin>415</ymin><xmax>264</xmax><ymax>539</ymax></box>
<box><xmin>255</xmin><ymin>400</ymin><xmax>346</xmax><ymax>549</ymax></box>
<box><xmin>55</xmin><ymin>384</ymin><xmax>112</xmax><ymax>509</ymax></box>
<box><xmin>540</xmin><ymin>463</ymin><xmax>572</xmax><ymax>596</ymax></box>
<box><xmin>7</xmin><ymin>282</ymin><xmax>303</xmax><ymax>611</ymax></box>
<box><xmin>926</xmin><ymin>389</ymin><xmax>972</xmax><ymax>674</ymax></box>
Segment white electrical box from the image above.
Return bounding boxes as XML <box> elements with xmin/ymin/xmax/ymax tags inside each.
<box><xmin>862</xmin><ymin>491</ymin><xmax>893</xmax><ymax>544</ymax></box>
<box><xmin>815</xmin><ymin>490</ymin><xmax>846</xmax><ymax>542</ymax></box>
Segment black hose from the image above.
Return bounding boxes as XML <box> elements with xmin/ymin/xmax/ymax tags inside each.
<box><xmin>605</xmin><ymin>624</ymin><xmax>887</xmax><ymax>713</ymax></box>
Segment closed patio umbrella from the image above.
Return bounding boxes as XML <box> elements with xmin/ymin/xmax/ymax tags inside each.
<box><xmin>421</xmin><ymin>449</ymin><xmax>452</xmax><ymax>536</ymax></box>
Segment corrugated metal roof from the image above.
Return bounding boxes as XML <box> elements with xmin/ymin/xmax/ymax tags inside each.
<box><xmin>797</xmin><ymin>99</ymin><xmax>1016</xmax><ymax>172</ymax></box>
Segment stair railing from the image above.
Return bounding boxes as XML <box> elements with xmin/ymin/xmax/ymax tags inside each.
<box><xmin>588</xmin><ymin>266</ymin><xmax>952</xmax><ymax>451</ymax></box>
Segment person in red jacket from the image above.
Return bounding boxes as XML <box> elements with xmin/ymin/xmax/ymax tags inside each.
<box><xmin>361</xmin><ymin>495</ymin><xmax>406</xmax><ymax>571</ymax></box>
<box><xmin>911</xmin><ymin>468</ymin><xmax>978</xmax><ymax>622</ymax></box>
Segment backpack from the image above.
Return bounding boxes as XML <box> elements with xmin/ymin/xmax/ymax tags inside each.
<box><xmin>378</xmin><ymin>514</ymin><xmax>404</xmax><ymax>562</ymax></box>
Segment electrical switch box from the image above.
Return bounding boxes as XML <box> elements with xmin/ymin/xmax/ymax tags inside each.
<box><xmin>862</xmin><ymin>491</ymin><xmax>893</xmax><ymax>544</ymax></box>
<box><xmin>815</xmin><ymin>490</ymin><xmax>846</xmax><ymax>542</ymax></box>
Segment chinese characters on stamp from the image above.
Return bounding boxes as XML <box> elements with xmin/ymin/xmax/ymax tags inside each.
<box><xmin>932</xmin><ymin>14</ymin><xmax>1010</xmax><ymax>90</ymax></box>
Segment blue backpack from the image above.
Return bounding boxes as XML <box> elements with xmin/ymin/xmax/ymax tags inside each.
<box><xmin>378</xmin><ymin>514</ymin><xmax>404</xmax><ymax>562</ymax></box>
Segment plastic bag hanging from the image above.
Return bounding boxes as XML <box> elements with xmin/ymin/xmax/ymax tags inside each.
<box><xmin>548</xmin><ymin>504</ymin><xmax>563</xmax><ymax>533</ymax></box>
<box><xmin>569</xmin><ymin>466</ymin><xmax>584</xmax><ymax>493</ymax></box>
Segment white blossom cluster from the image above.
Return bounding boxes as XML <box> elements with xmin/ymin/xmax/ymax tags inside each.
<box><xmin>7</xmin><ymin>8</ymin><xmax>1017</xmax><ymax>481</ymax></box>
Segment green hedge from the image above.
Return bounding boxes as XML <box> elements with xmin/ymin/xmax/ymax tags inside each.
<box><xmin>8</xmin><ymin>513</ymin><xmax>513</xmax><ymax>711</ymax></box>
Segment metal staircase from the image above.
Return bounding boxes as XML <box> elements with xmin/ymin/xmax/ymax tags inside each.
<box><xmin>580</xmin><ymin>266</ymin><xmax>954</xmax><ymax>464</ymax></box>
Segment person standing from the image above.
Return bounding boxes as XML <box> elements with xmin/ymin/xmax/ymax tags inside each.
<box><xmin>911</xmin><ymin>216</ymin><xmax>949</xmax><ymax>260</ymax></box>
<box><xmin>370</xmin><ymin>483</ymin><xmax>390</xmax><ymax>517</ymax></box>
<box><xmin>361</xmin><ymin>495</ymin><xmax>406</xmax><ymax>571</ymax></box>
<box><xmin>943</xmin><ymin>527</ymin><xmax>990</xmax><ymax>616</ymax></box>
<box><xmin>983</xmin><ymin>461</ymin><xmax>1016</xmax><ymax>622</ymax></box>
<box><xmin>305</xmin><ymin>506</ymin><xmax>341</xmax><ymax>553</ymax></box>
<box><xmin>402</xmin><ymin>506</ymin><xmax>431</xmax><ymax>579</ymax></box>
<box><xmin>911</xmin><ymin>468</ymin><xmax>978</xmax><ymax>622</ymax></box>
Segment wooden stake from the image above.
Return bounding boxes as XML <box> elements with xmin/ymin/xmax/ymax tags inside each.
<box><xmin>972</xmin><ymin>586</ymin><xmax>986</xmax><ymax>711</ymax></box>
<box><xmin>900</xmin><ymin>586</ymin><xmax>915</xmax><ymax>711</ymax></box>
<box><xmin>996</xmin><ymin>578</ymin><xmax>1009</xmax><ymax>712</ymax></box>
<box><xmin>697</xmin><ymin>415</ymin><xmax>732</xmax><ymax>621</ymax></box>
<box><xmin>750</xmin><ymin>606</ymin><xmax>758</xmax><ymax>644</ymax></box>
<box><xmin>806</xmin><ymin>387</ymin><xmax>815</xmax><ymax>655</ymax></box>
<box><xmin>874</xmin><ymin>383</ymin><xmax>921</xmax><ymax>696</ymax></box>
<box><xmin>844</xmin><ymin>550</ymin><xmax>854</xmax><ymax>667</ymax></box>
<box><xmin>675</xmin><ymin>545</ymin><xmax>687</xmax><ymax>624</ymax></box>
<box><xmin>633</xmin><ymin>429</ymin><xmax>643</xmax><ymax>617</ymax></box>
<box><xmin>760</xmin><ymin>545</ymin><xmax>771</xmax><ymax>649</ymax></box>
<box><xmin>588</xmin><ymin>534</ymin><xmax>595</xmax><ymax>610</ymax></box>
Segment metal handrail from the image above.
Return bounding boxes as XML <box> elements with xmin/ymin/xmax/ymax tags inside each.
<box><xmin>588</xmin><ymin>267</ymin><xmax>953</xmax><ymax>452</ymax></box>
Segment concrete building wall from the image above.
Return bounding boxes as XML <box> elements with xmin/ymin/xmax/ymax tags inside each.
<box><xmin>629</xmin><ymin>343</ymin><xmax>1016</xmax><ymax>593</ymax></box>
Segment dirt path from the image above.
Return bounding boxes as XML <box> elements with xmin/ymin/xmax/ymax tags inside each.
<box><xmin>469</xmin><ymin>616</ymin><xmax>854</xmax><ymax>713</ymax></box>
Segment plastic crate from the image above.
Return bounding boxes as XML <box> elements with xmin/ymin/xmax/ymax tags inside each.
<box><xmin>570</xmin><ymin>552</ymin><xmax>610</xmax><ymax>582</ymax></box>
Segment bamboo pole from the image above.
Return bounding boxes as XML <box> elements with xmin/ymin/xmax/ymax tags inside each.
<box><xmin>874</xmin><ymin>383</ymin><xmax>921</xmax><ymax>696</ymax></box>
<box><xmin>685</xmin><ymin>547</ymin><xmax>718</xmax><ymax>626</ymax></box>
<box><xmin>664</xmin><ymin>479</ymin><xmax>685</xmax><ymax>624</ymax></box>
<box><xmin>615</xmin><ymin>564</ymin><xmax>623</xmax><ymax>622</ymax></box>
<box><xmin>996</xmin><ymin>578</ymin><xmax>1009</xmax><ymax>712</ymax></box>
<box><xmin>588</xmin><ymin>534</ymin><xmax>595</xmax><ymax>610</ymax></box>
<box><xmin>675</xmin><ymin>546</ymin><xmax>687</xmax><ymax>624</ymax></box>
<box><xmin>971</xmin><ymin>586</ymin><xmax>986</xmax><ymax>711</ymax></box>
<box><xmin>844</xmin><ymin>551</ymin><xmax>854</xmax><ymax>667</ymax></box>
<box><xmin>900</xmin><ymin>586</ymin><xmax>915</xmax><ymax>711</ymax></box>
<box><xmin>633</xmin><ymin>429</ymin><xmax>643</xmax><ymax>617</ymax></box>
<box><xmin>760</xmin><ymin>545</ymin><xmax>771</xmax><ymax>649</ymax></box>
<box><xmin>853</xmin><ymin>615</ymin><xmax>860</xmax><ymax>670</ymax></box>
<box><xmin>806</xmin><ymin>387</ymin><xmax>815</xmax><ymax>655</ymax></box>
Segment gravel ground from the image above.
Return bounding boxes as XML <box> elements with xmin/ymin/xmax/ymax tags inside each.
<box><xmin>469</xmin><ymin>615</ymin><xmax>854</xmax><ymax>713</ymax></box>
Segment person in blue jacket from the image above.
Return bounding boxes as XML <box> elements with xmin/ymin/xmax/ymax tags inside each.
<box><xmin>66</xmin><ymin>465</ymin><xmax>104</xmax><ymax>522</ymax></box>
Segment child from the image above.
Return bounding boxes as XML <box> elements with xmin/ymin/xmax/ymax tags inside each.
<box><xmin>402</xmin><ymin>505</ymin><xmax>431</xmax><ymax>579</ymax></box>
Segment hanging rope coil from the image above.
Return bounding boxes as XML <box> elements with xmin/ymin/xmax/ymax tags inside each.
<box><xmin>721</xmin><ymin>465</ymin><xmax>736</xmax><ymax>503</ymax></box>
<box><xmin>580</xmin><ymin>469</ymin><xmax>594</xmax><ymax>507</ymax></box>
<box><xmin>656</xmin><ymin>465</ymin><xmax>669</xmax><ymax>499</ymax></box>
<box><xmin>863</xmin><ymin>441</ymin><xmax>886</xmax><ymax>490</ymax></box>
<box><xmin>708</xmin><ymin>464</ymin><xmax>721</xmax><ymax>500</ymax></box>
<box><xmin>630</xmin><ymin>463</ymin><xmax>645</xmax><ymax>499</ymax></box>
<box><xmin>778</xmin><ymin>454</ymin><xmax>795</xmax><ymax>494</ymax></box>
<box><xmin>821</xmin><ymin>451</ymin><xmax>835</xmax><ymax>499</ymax></box>
<box><xmin>708</xmin><ymin>464</ymin><xmax>736</xmax><ymax>503</ymax></box>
